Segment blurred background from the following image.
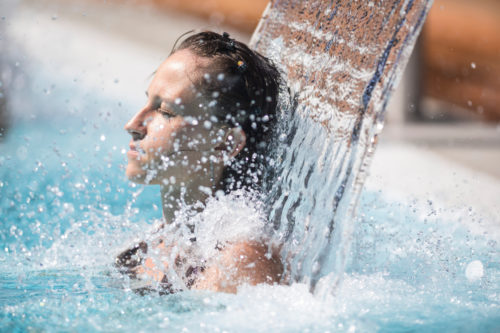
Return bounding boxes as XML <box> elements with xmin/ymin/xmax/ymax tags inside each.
<box><xmin>1</xmin><ymin>0</ymin><xmax>499</xmax><ymax>200</ymax></box>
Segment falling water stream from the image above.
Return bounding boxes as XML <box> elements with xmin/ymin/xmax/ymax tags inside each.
<box><xmin>1</xmin><ymin>0</ymin><xmax>499</xmax><ymax>331</ymax></box>
<box><xmin>252</xmin><ymin>0</ymin><xmax>434</xmax><ymax>289</ymax></box>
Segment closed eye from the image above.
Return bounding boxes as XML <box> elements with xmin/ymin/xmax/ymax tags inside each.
<box><xmin>156</xmin><ymin>107</ymin><xmax>176</xmax><ymax>118</ymax></box>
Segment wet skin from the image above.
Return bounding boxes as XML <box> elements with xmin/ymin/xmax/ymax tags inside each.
<box><xmin>124</xmin><ymin>49</ymin><xmax>224</xmax><ymax>186</ymax></box>
<box><xmin>122</xmin><ymin>49</ymin><xmax>283</xmax><ymax>293</ymax></box>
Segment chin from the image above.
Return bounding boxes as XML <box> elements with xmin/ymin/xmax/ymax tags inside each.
<box><xmin>126</xmin><ymin>165</ymin><xmax>163</xmax><ymax>185</ymax></box>
<box><xmin>125</xmin><ymin>164</ymin><xmax>146</xmax><ymax>184</ymax></box>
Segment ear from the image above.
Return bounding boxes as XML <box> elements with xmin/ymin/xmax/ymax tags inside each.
<box><xmin>222</xmin><ymin>127</ymin><xmax>246</xmax><ymax>159</ymax></box>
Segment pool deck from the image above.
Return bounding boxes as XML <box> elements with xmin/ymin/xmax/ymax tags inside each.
<box><xmin>4</xmin><ymin>0</ymin><xmax>500</xmax><ymax>231</ymax></box>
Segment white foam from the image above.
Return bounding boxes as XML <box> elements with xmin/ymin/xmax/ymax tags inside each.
<box><xmin>175</xmin><ymin>190</ymin><xmax>269</xmax><ymax>260</ymax></box>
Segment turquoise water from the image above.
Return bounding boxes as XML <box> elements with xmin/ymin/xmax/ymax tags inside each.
<box><xmin>0</xmin><ymin>43</ymin><xmax>498</xmax><ymax>331</ymax></box>
<box><xmin>1</xmin><ymin>118</ymin><xmax>499</xmax><ymax>331</ymax></box>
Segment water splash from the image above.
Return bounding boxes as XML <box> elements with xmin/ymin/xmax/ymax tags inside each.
<box><xmin>251</xmin><ymin>0</ymin><xmax>434</xmax><ymax>290</ymax></box>
<box><xmin>2</xmin><ymin>0</ymin><xmax>500</xmax><ymax>331</ymax></box>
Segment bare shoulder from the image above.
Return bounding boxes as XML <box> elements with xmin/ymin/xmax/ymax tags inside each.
<box><xmin>193</xmin><ymin>241</ymin><xmax>283</xmax><ymax>293</ymax></box>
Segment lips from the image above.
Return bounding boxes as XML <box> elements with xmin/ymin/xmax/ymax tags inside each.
<box><xmin>127</xmin><ymin>141</ymin><xmax>140</xmax><ymax>158</ymax></box>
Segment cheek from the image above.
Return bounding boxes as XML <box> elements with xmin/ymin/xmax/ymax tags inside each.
<box><xmin>176</xmin><ymin>126</ymin><xmax>212</xmax><ymax>151</ymax></box>
<box><xmin>145</xmin><ymin>124</ymin><xmax>175</xmax><ymax>156</ymax></box>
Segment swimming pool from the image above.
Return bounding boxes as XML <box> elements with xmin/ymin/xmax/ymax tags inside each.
<box><xmin>1</xmin><ymin>115</ymin><xmax>499</xmax><ymax>331</ymax></box>
<box><xmin>1</xmin><ymin>2</ymin><xmax>499</xmax><ymax>331</ymax></box>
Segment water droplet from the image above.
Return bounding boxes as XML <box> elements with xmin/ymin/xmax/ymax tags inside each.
<box><xmin>203</xmin><ymin>120</ymin><xmax>212</xmax><ymax>129</ymax></box>
<box><xmin>198</xmin><ymin>185</ymin><xmax>212</xmax><ymax>196</ymax></box>
<box><xmin>465</xmin><ymin>260</ymin><xmax>484</xmax><ymax>281</ymax></box>
<box><xmin>470</xmin><ymin>62</ymin><xmax>476</xmax><ymax>69</ymax></box>
<box><xmin>185</xmin><ymin>117</ymin><xmax>198</xmax><ymax>126</ymax></box>
<box><xmin>217</xmin><ymin>73</ymin><xmax>225</xmax><ymax>81</ymax></box>
<box><xmin>100</xmin><ymin>134</ymin><xmax>106</xmax><ymax>142</ymax></box>
<box><xmin>175</xmin><ymin>97</ymin><xmax>182</xmax><ymax>105</ymax></box>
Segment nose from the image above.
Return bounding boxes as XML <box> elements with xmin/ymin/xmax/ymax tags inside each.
<box><xmin>124</xmin><ymin>109</ymin><xmax>147</xmax><ymax>141</ymax></box>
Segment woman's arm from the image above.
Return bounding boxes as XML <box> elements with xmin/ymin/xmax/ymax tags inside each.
<box><xmin>192</xmin><ymin>241</ymin><xmax>283</xmax><ymax>293</ymax></box>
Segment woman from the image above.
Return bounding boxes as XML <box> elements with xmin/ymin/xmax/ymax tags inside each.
<box><xmin>116</xmin><ymin>31</ymin><xmax>283</xmax><ymax>294</ymax></box>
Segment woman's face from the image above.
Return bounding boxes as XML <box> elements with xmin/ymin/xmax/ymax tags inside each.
<box><xmin>124</xmin><ymin>49</ymin><xmax>225</xmax><ymax>185</ymax></box>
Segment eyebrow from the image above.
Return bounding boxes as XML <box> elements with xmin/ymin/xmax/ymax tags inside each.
<box><xmin>145</xmin><ymin>91</ymin><xmax>165</xmax><ymax>103</ymax></box>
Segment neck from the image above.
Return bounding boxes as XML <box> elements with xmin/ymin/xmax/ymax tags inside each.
<box><xmin>160</xmin><ymin>165</ymin><xmax>224</xmax><ymax>223</ymax></box>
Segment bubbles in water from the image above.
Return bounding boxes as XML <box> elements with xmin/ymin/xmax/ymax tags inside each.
<box><xmin>465</xmin><ymin>260</ymin><xmax>484</xmax><ymax>281</ymax></box>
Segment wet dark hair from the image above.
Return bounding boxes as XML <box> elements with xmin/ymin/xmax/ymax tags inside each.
<box><xmin>173</xmin><ymin>31</ymin><xmax>281</xmax><ymax>193</ymax></box>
